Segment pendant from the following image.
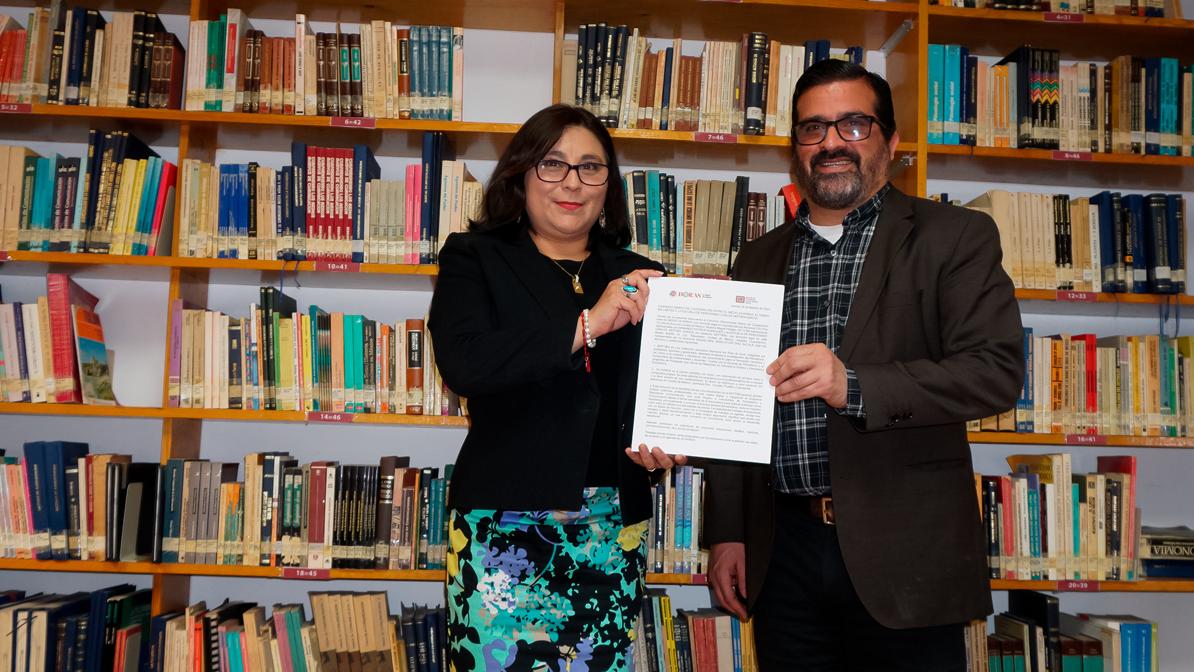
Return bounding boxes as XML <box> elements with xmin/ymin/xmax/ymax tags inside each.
<box><xmin>571</xmin><ymin>276</ymin><xmax>584</xmax><ymax>295</ymax></box>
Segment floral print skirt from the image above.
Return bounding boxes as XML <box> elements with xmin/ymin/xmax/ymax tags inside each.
<box><xmin>445</xmin><ymin>487</ymin><xmax>650</xmax><ymax>672</ymax></box>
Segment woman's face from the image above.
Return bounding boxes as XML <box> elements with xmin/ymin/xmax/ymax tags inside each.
<box><xmin>523</xmin><ymin>125</ymin><xmax>610</xmax><ymax>245</ymax></box>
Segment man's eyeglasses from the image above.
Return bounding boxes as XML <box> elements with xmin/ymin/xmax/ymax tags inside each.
<box><xmin>793</xmin><ymin>114</ymin><xmax>884</xmax><ymax>146</ymax></box>
<box><xmin>534</xmin><ymin>159</ymin><xmax>610</xmax><ymax>186</ymax></box>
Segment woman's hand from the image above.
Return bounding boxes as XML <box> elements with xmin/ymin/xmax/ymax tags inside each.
<box><xmin>586</xmin><ymin>269</ymin><xmax>664</xmax><ymax>338</ymax></box>
<box><xmin>624</xmin><ymin>444</ymin><xmax>688</xmax><ymax>472</ymax></box>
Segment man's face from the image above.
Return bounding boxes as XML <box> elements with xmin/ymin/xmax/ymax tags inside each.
<box><xmin>791</xmin><ymin>79</ymin><xmax>900</xmax><ymax>212</ymax></box>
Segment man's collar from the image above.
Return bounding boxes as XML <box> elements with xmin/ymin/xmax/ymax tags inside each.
<box><xmin>796</xmin><ymin>182</ymin><xmax>892</xmax><ymax>232</ymax></box>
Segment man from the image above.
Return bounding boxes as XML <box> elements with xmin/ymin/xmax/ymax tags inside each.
<box><xmin>703</xmin><ymin>60</ymin><xmax>1024</xmax><ymax>670</ymax></box>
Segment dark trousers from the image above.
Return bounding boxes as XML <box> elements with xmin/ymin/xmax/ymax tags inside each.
<box><xmin>752</xmin><ymin>493</ymin><xmax>968</xmax><ymax>672</ymax></box>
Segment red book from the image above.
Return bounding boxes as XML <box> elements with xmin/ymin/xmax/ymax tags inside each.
<box><xmin>46</xmin><ymin>273</ymin><xmax>100</xmax><ymax>403</ymax></box>
<box><xmin>780</xmin><ymin>183</ymin><xmax>802</xmax><ymax>221</ymax></box>
<box><xmin>148</xmin><ymin>160</ymin><xmax>178</xmax><ymax>256</ymax></box>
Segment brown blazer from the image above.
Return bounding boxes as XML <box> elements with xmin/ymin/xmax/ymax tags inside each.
<box><xmin>702</xmin><ymin>187</ymin><xmax>1024</xmax><ymax>629</ymax></box>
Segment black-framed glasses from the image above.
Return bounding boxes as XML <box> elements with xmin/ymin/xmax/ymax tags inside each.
<box><xmin>534</xmin><ymin>159</ymin><xmax>610</xmax><ymax>186</ymax></box>
<box><xmin>794</xmin><ymin>114</ymin><xmax>883</xmax><ymax>146</ymax></box>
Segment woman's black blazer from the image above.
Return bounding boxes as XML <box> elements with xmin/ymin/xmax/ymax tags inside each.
<box><xmin>428</xmin><ymin>229</ymin><xmax>665</xmax><ymax>524</ymax></box>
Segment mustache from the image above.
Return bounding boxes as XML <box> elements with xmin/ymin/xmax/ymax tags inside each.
<box><xmin>811</xmin><ymin>149</ymin><xmax>860</xmax><ymax>167</ymax></box>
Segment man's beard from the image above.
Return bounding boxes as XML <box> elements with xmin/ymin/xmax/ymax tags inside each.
<box><xmin>793</xmin><ymin>145</ymin><xmax>890</xmax><ymax>211</ymax></box>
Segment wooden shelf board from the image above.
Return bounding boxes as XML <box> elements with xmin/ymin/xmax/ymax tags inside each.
<box><xmin>0</xmin><ymin>251</ymin><xmax>440</xmax><ymax>276</ymax></box>
<box><xmin>970</xmin><ymin>431</ymin><xmax>1194</xmax><ymax>448</ymax></box>
<box><xmin>564</xmin><ymin>0</ymin><xmax>917</xmax><ymax>49</ymax></box>
<box><xmin>991</xmin><ymin>579</ymin><xmax>1194</xmax><ymax>592</ymax></box>
<box><xmin>926</xmin><ymin>6</ymin><xmax>1194</xmax><ymax>59</ymax></box>
<box><xmin>0</xmin><ymin>559</ymin><xmax>707</xmax><ymax>585</ymax></box>
<box><xmin>0</xmin><ymin>403</ymin><xmax>468</xmax><ymax>426</ymax></box>
<box><xmin>928</xmin><ymin>144</ymin><xmax>1194</xmax><ymax>167</ymax></box>
<box><xmin>1014</xmin><ymin>288</ymin><xmax>1194</xmax><ymax>305</ymax></box>
<box><xmin>21</xmin><ymin>104</ymin><xmax>522</xmax><ymax>135</ymax></box>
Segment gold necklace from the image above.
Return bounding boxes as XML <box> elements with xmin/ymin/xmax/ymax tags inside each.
<box><xmin>547</xmin><ymin>255</ymin><xmax>587</xmax><ymax>295</ymax></box>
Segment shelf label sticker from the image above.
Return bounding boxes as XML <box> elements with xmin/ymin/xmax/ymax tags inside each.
<box><xmin>0</xmin><ymin>250</ymin><xmax>8</xmax><ymax>261</ymax></box>
<box><xmin>0</xmin><ymin>103</ymin><xmax>32</xmax><ymax>113</ymax></box>
<box><xmin>281</xmin><ymin>567</ymin><xmax>331</xmax><ymax>580</ymax></box>
<box><xmin>1052</xmin><ymin>150</ymin><xmax>1092</xmax><ymax>162</ymax></box>
<box><xmin>691</xmin><ymin>574</ymin><xmax>709</xmax><ymax>585</ymax></box>
<box><xmin>1057</xmin><ymin>290</ymin><xmax>1097</xmax><ymax>302</ymax></box>
<box><xmin>314</xmin><ymin>261</ymin><xmax>361</xmax><ymax>273</ymax></box>
<box><xmin>1043</xmin><ymin>12</ymin><xmax>1085</xmax><ymax>22</ymax></box>
<box><xmin>331</xmin><ymin>116</ymin><xmax>377</xmax><ymax>129</ymax></box>
<box><xmin>1058</xmin><ymin>580</ymin><xmax>1099</xmax><ymax>592</ymax></box>
<box><xmin>1147</xmin><ymin>436</ymin><xmax>1191</xmax><ymax>447</ymax></box>
<box><xmin>307</xmin><ymin>411</ymin><xmax>355</xmax><ymax>423</ymax></box>
<box><xmin>694</xmin><ymin>132</ymin><xmax>738</xmax><ymax>144</ymax></box>
<box><xmin>1065</xmin><ymin>434</ymin><xmax>1107</xmax><ymax>445</ymax></box>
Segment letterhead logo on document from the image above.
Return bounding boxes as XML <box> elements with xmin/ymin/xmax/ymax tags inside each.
<box><xmin>671</xmin><ymin>290</ymin><xmax>712</xmax><ymax>299</ymax></box>
<box><xmin>735</xmin><ymin>295</ymin><xmax>758</xmax><ymax>305</ymax></box>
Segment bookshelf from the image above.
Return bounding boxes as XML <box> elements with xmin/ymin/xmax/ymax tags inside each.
<box><xmin>2</xmin><ymin>0</ymin><xmax>1194</xmax><ymax>667</ymax></box>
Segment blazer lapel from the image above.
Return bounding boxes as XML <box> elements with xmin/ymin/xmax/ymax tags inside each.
<box><xmin>493</xmin><ymin>230</ymin><xmax>583</xmax><ymax>318</ymax></box>
<box><xmin>839</xmin><ymin>188</ymin><xmax>915</xmax><ymax>361</ymax></box>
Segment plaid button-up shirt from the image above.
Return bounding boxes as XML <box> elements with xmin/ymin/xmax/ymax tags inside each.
<box><xmin>772</xmin><ymin>184</ymin><xmax>888</xmax><ymax>495</ymax></box>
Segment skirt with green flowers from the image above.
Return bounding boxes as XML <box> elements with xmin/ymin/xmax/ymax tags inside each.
<box><xmin>445</xmin><ymin>486</ymin><xmax>650</xmax><ymax>672</ymax></box>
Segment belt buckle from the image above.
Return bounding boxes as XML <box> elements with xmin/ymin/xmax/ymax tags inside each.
<box><xmin>816</xmin><ymin>496</ymin><xmax>835</xmax><ymax>525</ymax></box>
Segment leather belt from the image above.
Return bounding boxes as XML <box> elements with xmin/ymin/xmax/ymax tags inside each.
<box><xmin>780</xmin><ymin>493</ymin><xmax>835</xmax><ymax>525</ymax></box>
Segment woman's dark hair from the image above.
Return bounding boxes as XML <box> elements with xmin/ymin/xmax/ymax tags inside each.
<box><xmin>470</xmin><ymin>104</ymin><xmax>631</xmax><ymax>248</ymax></box>
<box><xmin>790</xmin><ymin>59</ymin><xmax>897</xmax><ymax>142</ymax></box>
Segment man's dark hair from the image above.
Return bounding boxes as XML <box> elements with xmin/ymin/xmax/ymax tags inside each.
<box><xmin>790</xmin><ymin>60</ymin><xmax>897</xmax><ymax>142</ymax></box>
<box><xmin>470</xmin><ymin>104</ymin><xmax>631</xmax><ymax>248</ymax></box>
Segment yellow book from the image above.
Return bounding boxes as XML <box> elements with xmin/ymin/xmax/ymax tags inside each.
<box><xmin>114</xmin><ymin>158</ymin><xmax>145</xmax><ymax>255</ymax></box>
<box><xmin>301</xmin><ymin>312</ymin><xmax>314</xmax><ymax>412</ymax></box>
<box><xmin>277</xmin><ymin>316</ymin><xmax>295</xmax><ymax>411</ymax></box>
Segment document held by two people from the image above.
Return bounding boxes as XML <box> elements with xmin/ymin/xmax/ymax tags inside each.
<box><xmin>631</xmin><ymin>277</ymin><xmax>785</xmax><ymax>464</ymax></box>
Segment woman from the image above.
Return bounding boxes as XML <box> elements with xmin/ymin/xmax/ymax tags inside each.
<box><xmin>428</xmin><ymin>104</ymin><xmax>683</xmax><ymax>671</ymax></box>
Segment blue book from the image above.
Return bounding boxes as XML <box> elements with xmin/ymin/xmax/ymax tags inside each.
<box><xmin>961</xmin><ymin>51</ymin><xmax>976</xmax><ymax>146</ymax></box>
<box><xmin>928</xmin><ymin>44</ymin><xmax>945</xmax><ymax>144</ymax></box>
<box><xmin>1122</xmin><ymin>194</ymin><xmax>1149</xmax><ymax>293</ymax></box>
<box><xmin>34</xmin><ymin>156</ymin><xmax>56</xmax><ymax>251</ymax></box>
<box><xmin>85</xmin><ymin>583</ymin><xmax>136</xmax><ymax>672</ymax></box>
<box><xmin>132</xmin><ymin>157</ymin><xmax>162</xmax><ymax>256</ymax></box>
<box><xmin>1090</xmin><ymin>191</ymin><xmax>1122</xmax><ymax>292</ymax></box>
<box><xmin>646</xmin><ymin>170</ymin><xmax>661</xmax><ymax>261</ymax></box>
<box><xmin>660</xmin><ymin>47</ymin><xmax>673</xmax><ymax>131</ymax></box>
<box><xmin>65</xmin><ymin>8</ymin><xmax>86</xmax><ymax>104</ymax></box>
<box><xmin>44</xmin><ymin>441</ymin><xmax>89</xmax><ymax>560</ymax></box>
<box><xmin>10</xmin><ymin>302</ymin><xmax>30</xmax><ymax>401</ymax></box>
<box><xmin>23</xmin><ymin>441</ymin><xmax>53</xmax><ymax>559</ymax></box>
<box><xmin>437</xmin><ymin>25</ymin><xmax>451</xmax><ymax>121</ymax></box>
<box><xmin>944</xmin><ymin>44</ymin><xmax>961</xmax><ymax>145</ymax></box>
<box><xmin>351</xmin><ymin>314</ymin><xmax>364</xmax><ymax>413</ymax></box>
<box><xmin>351</xmin><ymin>144</ymin><xmax>380</xmax><ymax>263</ymax></box>
<box><xmin>731</xmin><ymin>615</ymin><xmax>743</xmax><ymax>672</ymax></box>
<box><xmin>70</xmin><ymin>132</ymin><xmax>95</xmax><ymax>253</ymax></box>
<box><xmin>217</xmin><ymin>164</ymin><xmax>231</xmax><ymax>258</ymax></box>
<box><xmin>160</xmin><ymin>458</ymin><xmax>186</xmax><ymax>563</ymax></box>
<box><xmin>148</xmin><ymin>611</ymin><xmax>180</xmax><ymax>672</ymax></box>
<box><xmin>1144</xmin><ymin>58</ymin><xmax>1161</xmax><ymax>155</ymax></box>
<box><xmin>1018</xmin><ymin>327</ymin><xmax>1034</xmax><ymax>433</ymax></box>
<box><xmin>1165</xmin><ymin>194</ymin><xmax>1185</xmax><ymax>293</ymax></box>
<box><xmin>276</xmin><ymin>167</ymin><xmax>288</xmax><ymax>262</ymax></box>
<box><xmin>1160</xmin><ymin>58</ymin><xmax>1179</xmax><ymax>156</ymax></box>
<box><xmin>235</xmin><ymin>163</ymin><xmax>250</xmax><ymax>259</ymax></box>
<box><xmin>289</xmin><ymin>143</ymin><xmax>307</xmax><ymax>260</ymax></box>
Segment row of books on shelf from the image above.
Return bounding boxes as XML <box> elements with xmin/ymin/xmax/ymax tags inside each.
<box><xmin>178</xmin><ymin>134</ymin><xmax>473</xmax><ymax>264</ymax></box>
<box><xmin>973</xmin><ymin>329</ymin><xmax>1194</xmax><ymax>437</ymax></box>
<box><xmin>933</xmin><ymin>0</ymin><xmax>1170</xmax><ymax>15</ymax></box>
<box><xmin>0</xmin><ymin>587</ymin><xmax>447</xmax><ymax>672</ymax></box>
<box><xmin>0</xmin><ymin>4</ymin><xmax>466</xmax><ymax>120</ymax></box>
<box><xmin>1</xmin><ymin>442</ymin><xmax>711</xmax><ymax>581</ymax></box>
<box><xmin>635</xmin><ymin>590</ymin><xmax>758</xmax><ymax>672</ymax></box>
<box><xmin>927</xmin><ymin>43</ymin><xmax>1194</xmax><ymax>156</ymax></box>
<box><xmin>978</xmin><ymin>453</ymin><xmax>1141</xmax><ymax>581</ymax></box>
<box><xmin>962</xmin><ymin>590</ymin><xmax>1158</xmax><ymax>672</ymax></box>
<box><xmin>624</xmin><ymin>172</ymin><xmax>789</xmax><ymax>277</ymax></box>
<box><xmin>169</xmin><ymin>288</ymin><xmax>461</xmax><ymax>415</ymax></box>
<box><xmin>1138</xmin><ymin>524</ymin><xmax>1194</xmax><ymax>578</ymax></box>
<box><xmin>0</xmin><ymin>275</ymin><xmax>115</xmax><ymax>405</ymax></box>
<box><xmin>1</xmin><ymin>443</ymin><xmax>455</xmax><ymax>571</ymax></box>
<box><xmin>0</xmin><ymin>6</ymin><xmax>182</xmax><ymax>109</ymax></box>
<box><xmin>0</xmin><ymin>132</ymin><xmax>177</xmax><ymax>256</ymax></box>
<box><xmin>563</xmin><ymin>24</ymin><xmax>861</xmax><ymax>136</ymax></box>
<box><xmin>956</xmin><ymin>190</ymin><xmax>1186</xmax><ymax>294</ymax></box>
<box><xmin>182</xmin><ymin>14</ymin><xmax>462</xmax><ymax>120</ymax></box>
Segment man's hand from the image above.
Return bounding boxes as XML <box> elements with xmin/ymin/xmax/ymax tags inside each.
<box><xmin>767</xmin><ymin>343</ymin><xmax>848</xmax><ymax>408</ymax></box>
<box><xmin>708</xmin><ymin>542</ymin><xmax>749</xmax><ymax>620</ymax></box>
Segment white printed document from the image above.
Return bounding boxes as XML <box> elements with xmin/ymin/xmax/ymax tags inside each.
<box><xmin>631</xmin><ymin>277</ymin><xmax>785</xmax><ymax>463</ymax></box>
